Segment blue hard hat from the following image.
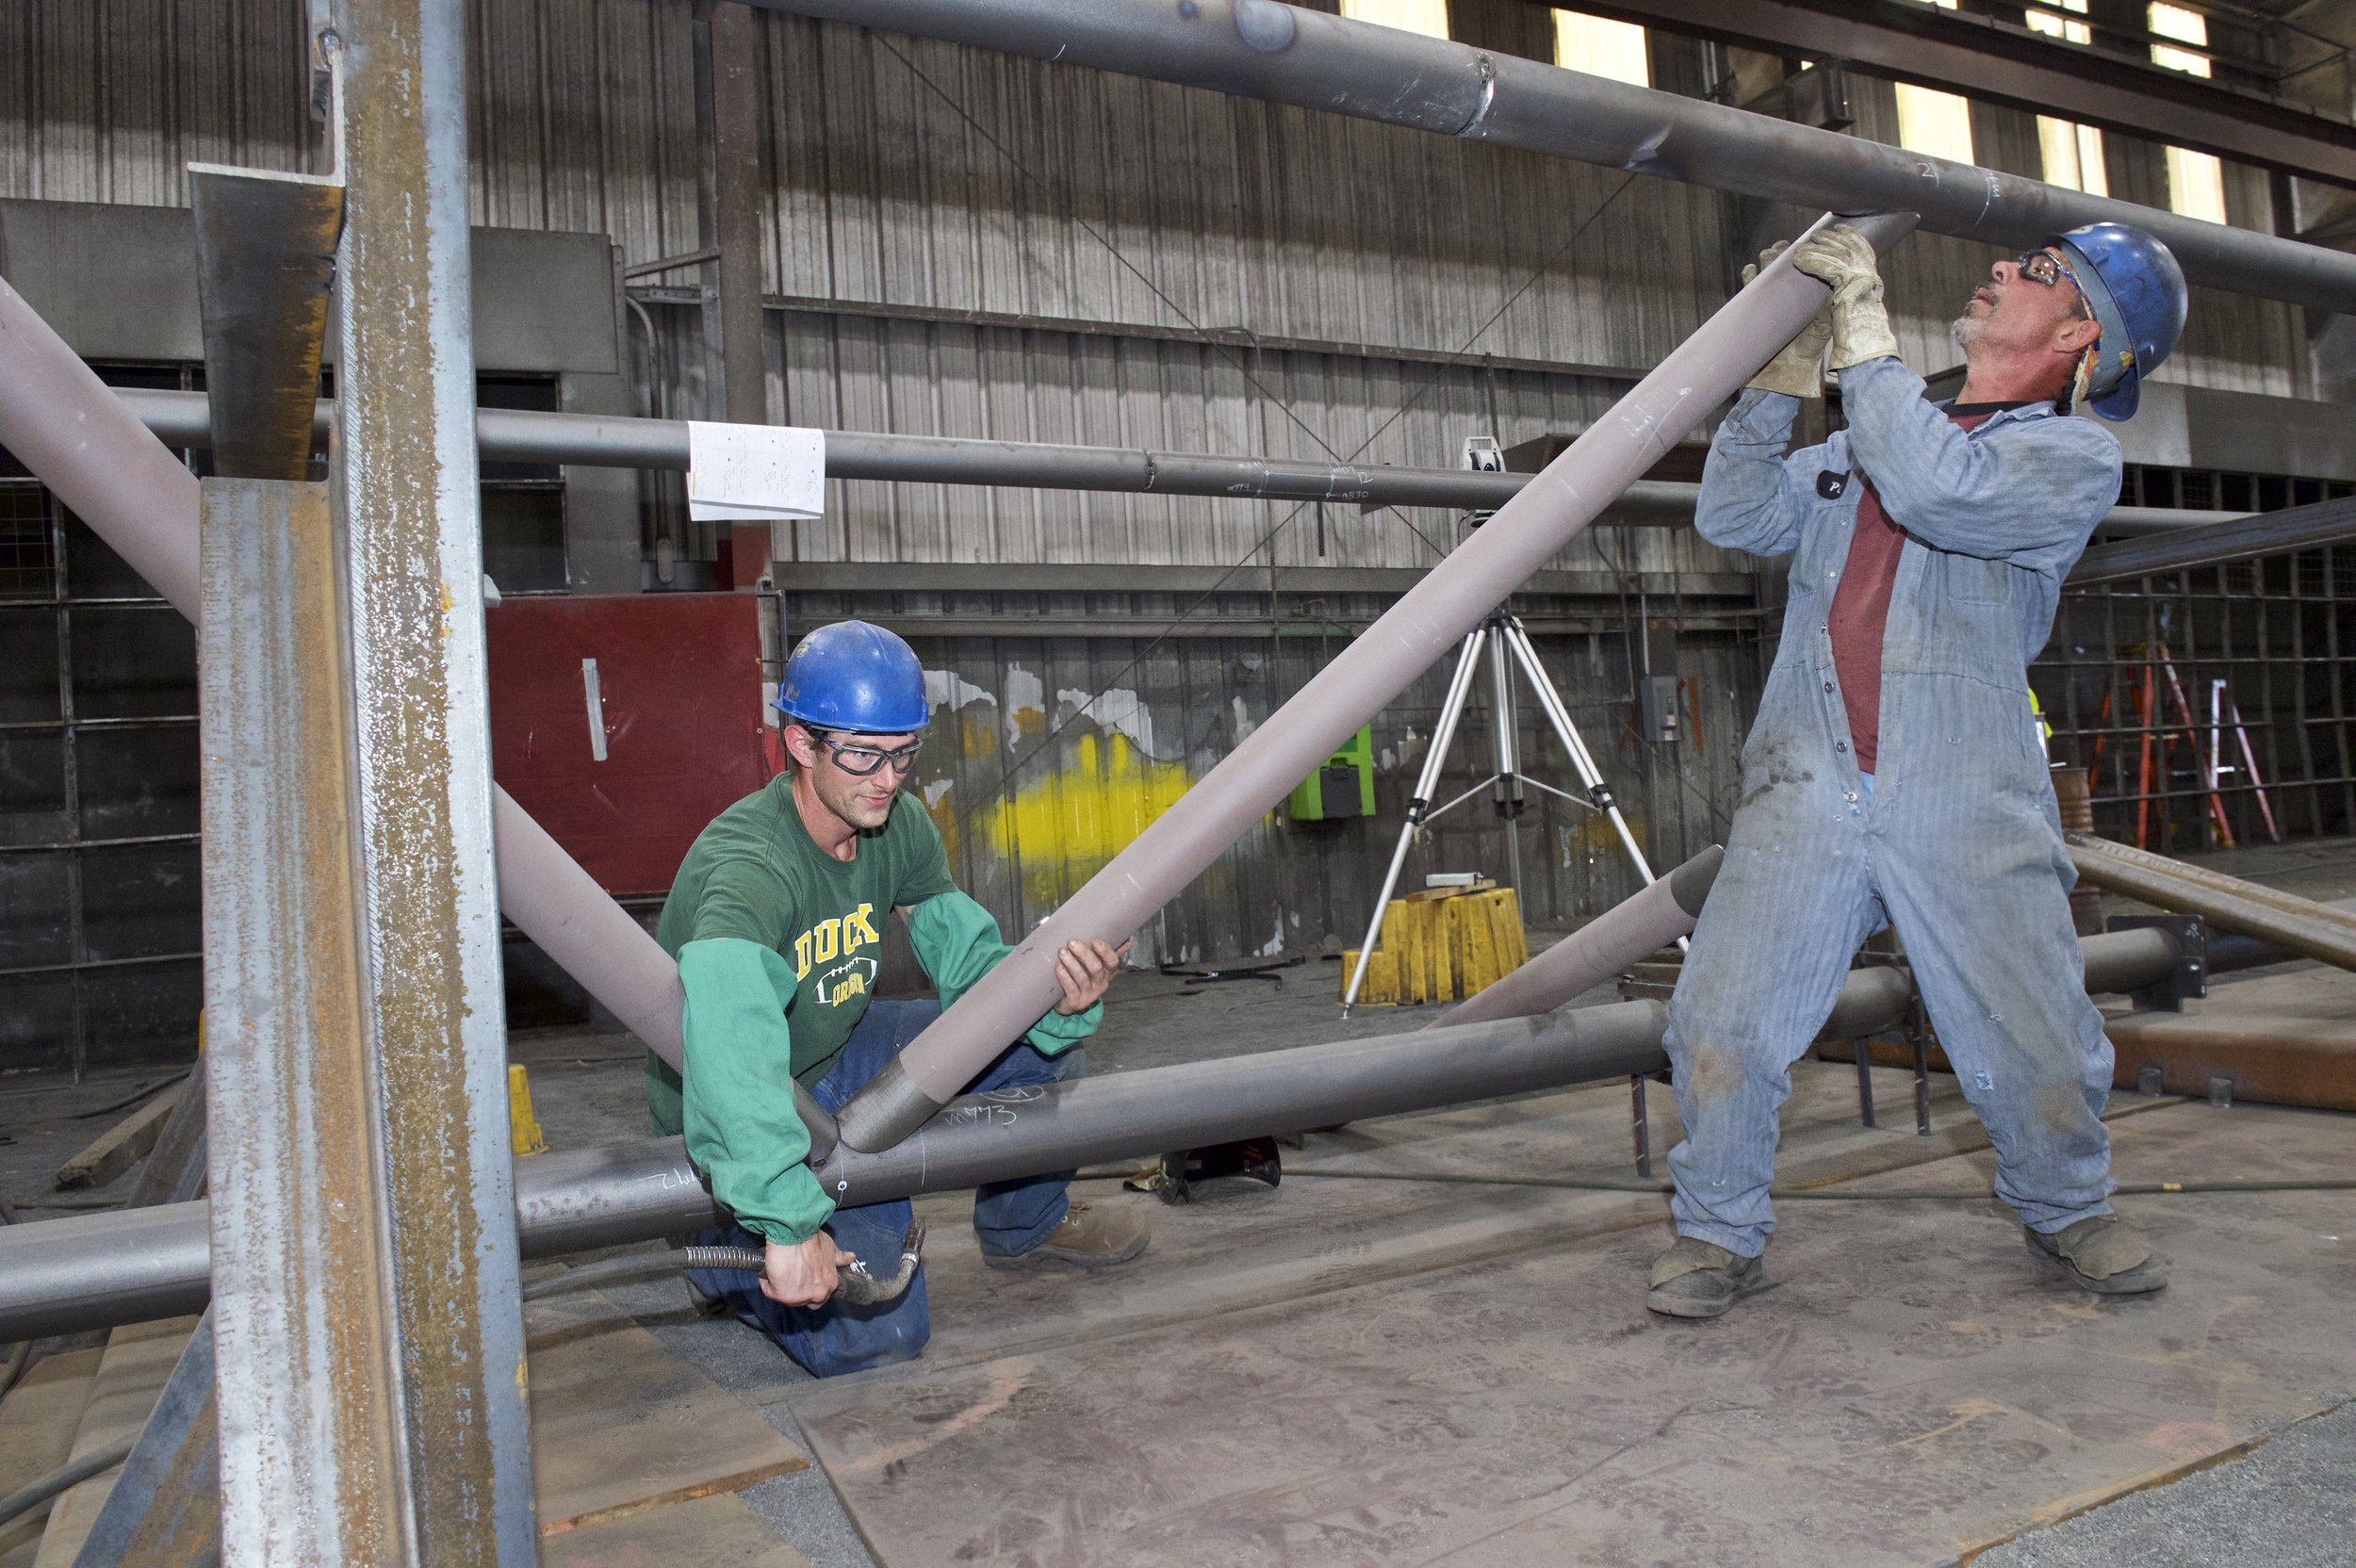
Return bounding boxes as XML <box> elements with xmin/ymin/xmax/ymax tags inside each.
<box><xmin>2049</xmin><ymin>222</ymin><xmax>2188</xmax><ymax>421</ymax></box>
<box><xmin>774</xmin><ymin>620</ymin><xmax>929</xmax><ymax>734</ymax></box>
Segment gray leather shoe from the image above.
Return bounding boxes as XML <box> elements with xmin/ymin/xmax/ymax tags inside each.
<box><xmin>1646</xmin><ymin>1235</ymin><xmax>1763</xmax><ymax>1318</ymax></box>
<box><xmin>2027</xmin><ymin>1215</ymin><xmax>2168</xmax><ymax>1295</ymax></box>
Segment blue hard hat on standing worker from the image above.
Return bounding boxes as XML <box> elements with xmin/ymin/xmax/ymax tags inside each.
<box><xmin>2048</xmin><ymin>221</ymin><xmax>2188</xmax><ymax>421</ymax></box>
<box><xmin>773</xmin><ymin>620</ymin><xmax>930</xmax><ymax>734</ymax></box>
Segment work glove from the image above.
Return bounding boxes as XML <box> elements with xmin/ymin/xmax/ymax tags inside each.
<box><xmin>1790</xmin><ymin>222</ymin><xmax>1901</xmax><ymax>371</ymax></box>
<box><xmin>1742</xmin><ymin>240</ymin><xmax>1832</xmax><ymax>399</ymax></box>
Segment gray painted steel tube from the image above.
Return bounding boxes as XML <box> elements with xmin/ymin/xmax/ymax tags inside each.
<box><xmin>0</xmin><ymin>921</ymin><xmax>2198</xmax><ymax>1341</ymax></box>
<box><xmin>747</xmin><ymin>0</ymin><xmax>2356</xmax><ymax>314</ymax></box>
<box><xmin>1439</xmin><ymin>845</ymin><xmax>1723</xmax><ymax>1029</ymax></box>
<box><xmin>0</xmin><ymin>257</ymin><xmax>840</xmax><ymax>1162</ymax></box>
<box><xmin>114</xmin><ymin>386</ymin><xmax>2225</xmax><ymax>535</ymax></box>
<box><xmin>832</xmin><ymin>208</ymin><xmax>1922</xmax><ymax>1152</ymax></box>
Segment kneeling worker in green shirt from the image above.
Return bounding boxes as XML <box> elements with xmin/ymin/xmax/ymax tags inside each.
<box><xmin>649</xmin><ymin>619</ymin><xmax>1148</xmax><ymax>1377</ymax></box>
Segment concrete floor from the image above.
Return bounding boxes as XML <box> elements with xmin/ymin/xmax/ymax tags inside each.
<box><xmin>4</xmin><ymin>841</ymin><xmax>2354</xmax><ymax>1563</ymax></box>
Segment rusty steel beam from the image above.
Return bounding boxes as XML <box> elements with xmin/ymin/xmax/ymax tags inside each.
<box><xmin>199</xmin><ymin>479</ymin><xmax>408</xmax><ymax>1565</ymax></box>
<box><xmin>188</xmin><ymin>168</ymin><xmax>344</xmax><ymax>482</ymax></box>
<box><xmin>2065</xmin><ymin>834</ymin><xmax>2356</xmax><ymax>972</ymax></box>
<box><xmin>333</xmin><ymin>0</ymin><xmax>534</xmax><ymax>1558</ymax></box>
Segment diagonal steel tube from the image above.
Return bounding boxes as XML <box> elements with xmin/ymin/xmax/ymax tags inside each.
<box><xmin>747</xmin><ymin>0</ymin><xmax>2356</xmax><ymax>314</ymax></box>
<box><xmin>831</xmin><ymin>208</ymin><xmax>1922</xmax><ymax>1152</ymax></box>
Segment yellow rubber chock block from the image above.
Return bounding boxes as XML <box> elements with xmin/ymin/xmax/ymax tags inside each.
<box><xmin>509</xmin><ymin>1063</ymin><xmax>548</xmax><ymax>1156</ymax></box>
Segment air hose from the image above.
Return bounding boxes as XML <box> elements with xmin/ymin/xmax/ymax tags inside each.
<box><xmin>520</xmin><ymin>1222</ymin><xmax>924</xmax><ymax>1306</ymax></box>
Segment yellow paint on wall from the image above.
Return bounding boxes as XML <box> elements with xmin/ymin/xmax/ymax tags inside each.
<box><xmin>988</xmin><ymin>731</ymin><xmax>1192</xmax><ymax>904</ymax></box>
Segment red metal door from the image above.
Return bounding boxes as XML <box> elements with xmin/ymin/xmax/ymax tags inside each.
<box><xmin>486</xmin><ymin>594</ymin><xmax>766</xmax><ymax>896</ymax></box>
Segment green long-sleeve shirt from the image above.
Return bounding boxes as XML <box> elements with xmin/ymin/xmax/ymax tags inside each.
<box><xmin>648</xmin><ymin>776</ymin><xmax>1101</xmax><ymax>1244</ymax></box>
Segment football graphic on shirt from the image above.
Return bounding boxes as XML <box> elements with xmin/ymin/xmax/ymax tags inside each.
<box><xmin>815</xmin><ymin>956</ymin><xmax>878</xmax><ymax>1007</ymax></box>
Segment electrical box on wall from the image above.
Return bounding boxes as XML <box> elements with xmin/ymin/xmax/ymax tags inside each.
<box><xmin>1287</xmin><ymin>725</ymin><xmax>1377</xmax><ymax>821</ymax></box>
<box><xmin>1639</xmin><ymin>676</ymin><xmax>1680</xmax><ymax>744</ymax></box>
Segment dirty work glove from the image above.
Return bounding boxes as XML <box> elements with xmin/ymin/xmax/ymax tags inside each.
<box><xmin>1742</xmin><ymin>240</ymin><xmax>1832</xmax><ymax>399</ymax></box>
<box><xmin>1790</xmin><ymin>222</ymin><xmax>1901</xmax><ymax>371</ymax></box>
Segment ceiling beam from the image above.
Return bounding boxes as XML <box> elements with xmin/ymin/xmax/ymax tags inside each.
<box><xmin>1578</xmin><ymin>0</ymin><xmax>2356</xmax><ymax>188</ymax></box>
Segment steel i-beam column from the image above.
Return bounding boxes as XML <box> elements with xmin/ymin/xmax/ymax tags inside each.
<box><xmin>201</xmin><ymin>480</ymin><xmax>407</xmax><ymax>1567</ymax></box>
<box><xmin>334</xmin><ymin>0</ymin><xmax>535</xmax><ymax>1559</ymax></box>
<box><xmin>832</xmin><ymin>209</ymin><xmax>1920</xmax><ymax>1152</ymax></box>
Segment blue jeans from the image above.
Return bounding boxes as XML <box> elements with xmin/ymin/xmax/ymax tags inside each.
<box><xmin>686</xmin><ymin>999</ymin><xmax>1077</xmax><ymax>1378</ymax></box>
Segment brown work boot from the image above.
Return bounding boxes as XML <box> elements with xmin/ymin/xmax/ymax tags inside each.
<box><xmin>1645</xmin><ymin>1235</ymin><xmax>1763</xmax><ymax>1319</ymax></box>
<box><xmin>2026</xmin><ymin>1215</ymin><xmax>2168</xmax><ymax>1295</ymax></box>
<box><xmin>982</xmin><ymin>1200</ymin><xmax>1151</xmax><ymax>1270</ymax></box>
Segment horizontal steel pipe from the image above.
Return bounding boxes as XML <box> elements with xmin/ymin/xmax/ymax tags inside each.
<box><xmin>0</xmin><ymin>919</ymin><xmax>2200</xmax><ymax>1340</ymax></box>
<box><xmin>115</xmin><ymin>386</ymin><xmax>2224</xmax><ymax>536</ymax></box>
<box><xmin>1440</xmin><ymin>845</ymin><xmax>1723</xmax><ymax>1028</ymax></box>
<box><xmin>2069</xmin><ymin>495</ymin><xmax>2356</xmax><ymax>584</ymax></box>
<box><xmin>749</xmin><ymin>0</ymin><xmax>2356</xmax><ymax>314</ymax></box>
<box><xmin>828</xmin><ymin>209</ymin><xmax>1919</xmax><ymax>1152</ymax></box>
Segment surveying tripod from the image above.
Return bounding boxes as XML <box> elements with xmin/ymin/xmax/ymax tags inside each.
<box><xmin>1340</xmin><ymin>609</ymin><xmax>1661</xmax><ymax>1015</ymax></box>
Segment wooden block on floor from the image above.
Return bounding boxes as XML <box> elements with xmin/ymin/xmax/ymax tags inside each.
<box><xmin>0</xmin><ymin>1348</ymin><xmax>106</xmax><ymax>1560</ymax></box>
<box><xmin>31</xmin><ymin>1316</ymin><xmax>199</xmax><ymax>1568</ymax></box>
<box><xmin>54</xmin><ymin>1084</ymin><xmax>184</xmax><ymax>1190</ymax></box>
<box><xmin>527</xmin><ymin>1292</ymin><xmax>810</xmax><ymax>1537</ymax></box>
<box><xmin>539</xmin><ymin>1494</ymin><xmax>813</xmax><ymax>1568</ymax></box>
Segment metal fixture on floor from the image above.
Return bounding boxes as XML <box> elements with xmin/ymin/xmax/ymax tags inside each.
<box><xmin>1342</xmin><ymin>610</ymin><xmax>1661</xmax><ymax>1014</ymax></box>
<box><xmin>829</xmin><ymin>208</ymin><xmax>1922</xmax><ymax>1156</ymax></box>
<box><xmin>746</xmin><ymin>0</ymin><xmax>2356</xmax><ymax>313</ymax></box>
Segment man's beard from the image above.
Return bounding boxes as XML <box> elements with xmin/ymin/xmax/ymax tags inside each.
<box><xmin>1950</xmin><ymin>311</ymin><xmax>1985</xmax><ymax>351</ymax></box>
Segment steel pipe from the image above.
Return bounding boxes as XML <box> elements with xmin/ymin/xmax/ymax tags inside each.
<box><xmin>2066</xmin><ymin>834</ymin><xmax>2356</xmax><ymax>972</ymax></box>
<box><xmin>2069</xmin><ymin>495</ymin><xmax>2356</xmax><ymax>584</ymax></box>
<box><xmin>116</xmin><ymin>386</ymin><xmax>2220</xmax><ymax>537</ymax></box>
<box><xmin>748</xmin><ymin>0</ymin><xmax>2356</xmax><ymax>314</ymax></box>
<box><xmin>0</xmin><ymin>919</ymin><xmax>2201</xmax><ymax>1342</ymax></box>
<box><xmin>830</xmin><ymin>208</ymin><xmax>1922</xmax><ymax>1153</ymax></box>
<box><xmin>1440</xmin><ymin>845</ymin><xmax>1722</xmax><ymax>1028</ymax></box>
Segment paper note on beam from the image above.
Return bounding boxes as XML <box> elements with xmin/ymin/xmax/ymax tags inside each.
<box><xmin>686</xmin><ymin>422</ymin><xmax>826</xmax><ymax>523</ymax></box>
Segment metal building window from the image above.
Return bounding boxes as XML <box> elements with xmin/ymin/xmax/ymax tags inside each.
<box><xmin>1554</xmin><ymin>10</ymin><xmax>1649</xmax><ymax>85</ymax></box>
<box><xmin>2039</xmin><ymin>118</ymin><xmax>2108</xmax><ymax>196</ymax></box>
<box><xmin>1894</xmin><ymin>84</ymin><xmax>1975</xmax><ymax>165</ymax></box>
<box><xmin>1337</xmin><ymin>0</ymin><xmax>1450</xmax><ymax>39</ymax></box>
<box><xmin>2149</xmin><ymin>2</ymin><xmax>2212</xmax><ymax>75</ymax></box>
<box><xmin>2166</xmin><ymin>145</ymin><xmax>2230</xmax><ymax>224</ymax></box>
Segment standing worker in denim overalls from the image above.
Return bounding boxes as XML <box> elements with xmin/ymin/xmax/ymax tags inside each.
<box><xmin>1648</xmin><ymin>222</ymin><xmax>2189</xmax><ymax>1318</ymax></box>
<box><xmin>652</xmin><ymin>620</ymin><xmax>1151</xmax><ymax>1374</ymax></box>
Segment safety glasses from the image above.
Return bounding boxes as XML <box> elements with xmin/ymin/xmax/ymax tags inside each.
<box><xmin>814</xmin><ymin>732</ymin><xmax>924</xmax><ymax>776</ymax></box>
<box><xmin>2012</xmin><ymin>250</ymin><xmax>2095</xmax><ymax>320</ymax></box>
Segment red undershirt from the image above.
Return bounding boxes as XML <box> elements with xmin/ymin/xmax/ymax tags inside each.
<box><xmin>1826</xmin><ymin>405</ymin><xmax>2021</xmax><ymax>774</ymax></box>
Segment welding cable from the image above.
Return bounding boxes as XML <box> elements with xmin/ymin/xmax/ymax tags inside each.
<box><xmin>1284</xmin><ymin>1170</ymin><xmax>2356</xmax><ymax>1199</ymax></box>
<box><xmin>0</xmin><ymin>1433</ymin><xmax>137</xmax><ymax>1530</ymax></box>
<box><xmin>522</xmin><ymin>1224</ymin><xmax>925</xmax><ymax>1307</ymax></box>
